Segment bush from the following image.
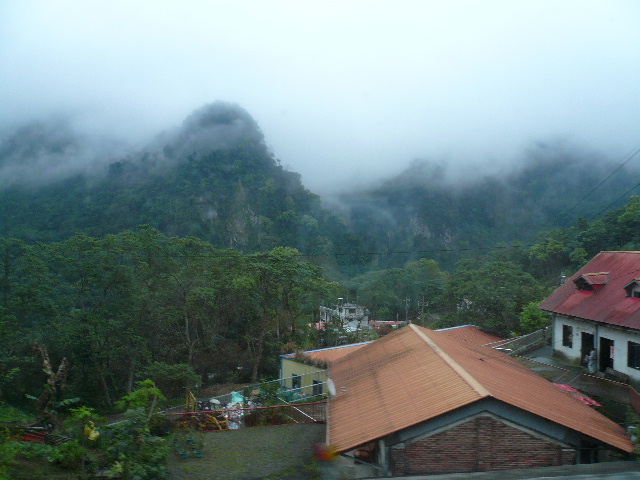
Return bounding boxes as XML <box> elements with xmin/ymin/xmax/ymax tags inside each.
<box><xmin>47</xmin><ymin>440</ymin><xmax>87</xmax><ymax>469</ymax></box>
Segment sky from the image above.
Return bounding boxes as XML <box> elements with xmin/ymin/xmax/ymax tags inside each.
<box><xmin>1</xmin><ymin>1</ymin><xmax>640</xmax><ymax>193</ymax></box>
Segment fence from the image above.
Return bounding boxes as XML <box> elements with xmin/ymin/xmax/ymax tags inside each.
<box><xmin>206</xmin><ymin>372</ymin><xmax>329</xmax><ymax>407</ymax></box>
<box><xmin>486</xmin><ymin>327</ymin><xmax>549</xmax><ymax>355</ymax></box>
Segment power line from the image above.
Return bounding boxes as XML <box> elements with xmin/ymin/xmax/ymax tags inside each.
<box><xmin>588</xmin><ymin>178</ymin><xmax>640</xmax><ymax>221</ymax></box>
<box><xmin>554</xmin><ymin>143</ymin><xmax>640</xmax><ymax>223</ymax></box>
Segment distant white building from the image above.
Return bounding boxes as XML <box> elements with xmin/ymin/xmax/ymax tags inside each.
<box><xmin>318</xmin><ymin>302</ymin><xmax>370</xmax><ymax>332</ymax></box>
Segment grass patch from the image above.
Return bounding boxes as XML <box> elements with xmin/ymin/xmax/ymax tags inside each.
<box><xmin>168</xmin><ymin>423</ymin><xmax>326</xmax><ymax>480</ymax></box>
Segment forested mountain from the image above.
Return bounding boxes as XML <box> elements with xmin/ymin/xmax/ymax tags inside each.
<box><xmin>335</xmin><ymin>144</ymin><xmax>640</xmax><ymax>269</ymax></box>
<box><xmin>4</xmin><ymin>101</ymin><xmax>640</xmax><ymax>414</ymax></box>
<box><xmin>2</xmin><ymin>102</ymin><xmax>638</xmax><ymax>277</ymax></box>
<box><xmin>0</xmin><ymin>102</ymin><xmax>367</xmax><ymax>276</ymax></box>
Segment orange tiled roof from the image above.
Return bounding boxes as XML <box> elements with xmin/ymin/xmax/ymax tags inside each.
<box><xmin>328</xmin><ymin>324</ymin><xmax>632</xmax><ymax>453</ymax></box>
<box><xmin>282</xmin><ymin>342</ymin><xmax>371</xmax><ymax>365</ymax></box>
<box><xmin>437</xmin><ymin>324</ymin><xmax>504</xmax><ymax>345</ymax></box>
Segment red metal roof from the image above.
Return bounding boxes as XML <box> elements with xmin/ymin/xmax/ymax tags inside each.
<box><xmin>539</xmin><ymin>251</ymin><xmax>640</xmax><ymax>329</ymax></box>
<box><xmin>580</xmin><ymin>273</ymin><xmax>609</xmax><ymax>285</ymax></box>
<box><xmin>328</xmin><ymin>325</ymin><xmax>632</xmax><ymax>453</ymax></box>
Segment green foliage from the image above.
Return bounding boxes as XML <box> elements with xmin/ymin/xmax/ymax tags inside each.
<box><xmin>0</xmin><ymin>437</ymin><xmax>19</xmax><ymax>480</ymax></box>
<box><xmin>105</xmin><ymin>407</ymin><xmax>170</xmax><ymax>480</ymax></box>
<box><xmin>142</xmin><ymin>362</ymin><xmax>199</xmax><ymax>398</ymax></box>
<box><xmin>350</xmin><ymin>258</ymin><xmax>445</xmax><ymax>321</ymax></box>
<box><xmin>438</xmin><ymin>260</ymin><xmax>547</xmax><ymax>336</ymax></box>
<box><xmin>0</xmin><ymin>403</ymin><xmax>35</xmax><ymax>424</ymax></box>
<box><xmin>64</xmin><ymin>406</ymin><xmax>104</xmax><ymax>447</ymax></box>
<box><xmin>0</xmin><ymin>103</ymin><xmax>369</xmax><ymax>278</ymax></box>
<box><xmin>518</xmin><ymin>301</ymin><xmax>551</xmax><ymax>335</ymax></box>
<box><xmin>117</xmin><ymin>380</ymin><xmax>166</xmax><ymax>416</ymax></box>
<box><xmin>12</xmin><ymin>441</ymin><xmax>54</xmax><ymax>459</ymax></box>
<box><xmin>256</xmin><ymin>381</ymin><xmax>282</xmax><ymax>407</ymax></box>
<box><xmin>46</xmin><ymin>440</ymin><xmax>86</xmax><ymax>470</ymax></box>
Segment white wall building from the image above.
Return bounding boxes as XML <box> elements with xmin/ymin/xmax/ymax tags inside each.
<box><xmin>540</xmin><ymin>251</ymin><xmax>640</xmax><ymax>384</ymax></box>
<box><xmin>319</xmin><ymin>302</ymin><xmax>369</xmax><ymax>332</ymax></box>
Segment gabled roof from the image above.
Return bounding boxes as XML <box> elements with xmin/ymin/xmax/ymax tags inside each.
<box><xmin>539</xmin><ymin>251</ymin><xmax>640</xmax><ymax>329</ymax></box>
<box><xmin>328</xmin><ymin>324</ymin><xmax>632</xmax><ymax>453</ymax></box>
<box><xmin>574</xmin><ymin>272</ymin><xmax>609</xmax><ymax>290</ymax></box>
<box><xmin>283</xmin><ymin>325</ymin><xmax>499</xmax><ymax>367</ymax></box>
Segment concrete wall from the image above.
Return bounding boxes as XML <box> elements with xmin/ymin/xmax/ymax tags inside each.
<box><xmin>279</xmin><ymin>357</ymin><xmax>328</xmax><ymax>395</ymax></box>
<box><xmin>389</xmin><ymin>413</ymin><xmax>576</xmax><ymax>476</ymax></box>
<box><xmin>553</xmin><ymin>314</ymin><xmax>640</xmax><ymax>381</ymax></box>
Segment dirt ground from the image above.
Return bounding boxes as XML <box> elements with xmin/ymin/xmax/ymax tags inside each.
<box><xmin>167</xmin><ymin>422</ymin><xmax>326</xmax><ymax>480</ymax></box>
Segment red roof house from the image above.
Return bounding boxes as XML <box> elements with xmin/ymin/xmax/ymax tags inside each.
<box><xmin>539</xmin><ymin>251</ymin><xmax>640</xmax><ymax>380</ymax></box>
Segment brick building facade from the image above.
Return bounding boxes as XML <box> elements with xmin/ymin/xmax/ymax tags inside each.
<box><xmin>390</xmin><ymin>413</ymin><xmax>576</xmax><ymax>476</ymax></box>
<box><xmin>328</xmin><ymin>325</ymin><xmax>632</xmax><ymax>476</ymax></box>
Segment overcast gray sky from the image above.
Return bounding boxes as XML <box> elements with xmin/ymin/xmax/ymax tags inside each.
<box><xmin>1</xmin><ymin>1</ymin><xmax>639</xmax><ymax>192</ymax></box>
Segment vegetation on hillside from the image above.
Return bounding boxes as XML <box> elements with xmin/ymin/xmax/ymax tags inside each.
<box><xmin>2</xmin><ymin>101</ymin><xmax>640</xmax><ymax>428</ymax></box>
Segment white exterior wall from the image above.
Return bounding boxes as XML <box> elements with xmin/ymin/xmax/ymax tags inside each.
<box><xmin>553</xmin><ymin>314</ymin><xmax>640</xmax><ymax>382</ymax></box>
<box><xmin>553</xmin><ymin>315</ymin><xmax>595</xmax><ymax>361</ymax></box>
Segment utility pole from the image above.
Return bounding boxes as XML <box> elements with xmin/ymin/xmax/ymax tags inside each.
<box><xmin>405</xmin><ymin>298</ymin><xmax>411</xmax><ymax>323</ymax></box>
<box><xmin>418</xmin><ymin>295</ymin><xmax>429</xmax><ymax>326</ymax></box>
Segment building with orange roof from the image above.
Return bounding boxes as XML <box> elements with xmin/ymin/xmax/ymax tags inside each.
<box><xmin>540</xmin><ymin>251</ymin><xmax>640</xmax><ymax>382</ymax></box>
<box><xmin>327</xmin><ymin>324</ymin><xmax>633</xmax><ymax>476</ymax></box>
<box><xmin>279</xmin><ymin>325</ymin><xmax>502</xmax><ymax>398</ymax></box>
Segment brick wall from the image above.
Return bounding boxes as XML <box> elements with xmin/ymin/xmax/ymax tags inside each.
<box><xmin>390</xmin><ymin>414</ymin><xmax>577</xmax><ymax>476</ymax></box>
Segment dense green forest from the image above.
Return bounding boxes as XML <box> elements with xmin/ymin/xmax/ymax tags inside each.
<box><xmin>2</xmin><ymin>101</ymin><xmax>640</xmax><ymax>416</ymax></box>
<box><xmin>335</xmin><ymin>144</ymin><xmax>640</xmax><ymax>270</ymax></box>
<box><xmin>0</xmin><ymin>103</ymin><xmax>368</xmax><ymax>278</ymax></box>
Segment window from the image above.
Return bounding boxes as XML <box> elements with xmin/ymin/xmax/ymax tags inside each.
<box><xmin>562</xmin><ymin>324</ymin><xmax>573</xmax><ymax>348</ymax></box>
<box><xmin>624</xmin><ymin>280</ymin><xmax>640</xmax><ymax>297</ymax></box>
<box><xmin>313</xmin><ymin>380</ymin><xmax>323</xmax><ymax>396</ymax></box>
<box><xmin>629</xmin><ymin>342</ymin><xmax>640</xmax><ymax>369</ymax></box>
<box><xmin>292</xmin><ymin>374</ymin><xmax>301</xmax><ymax>389</ymax></box>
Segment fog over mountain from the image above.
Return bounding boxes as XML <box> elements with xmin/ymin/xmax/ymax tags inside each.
<box><xmin>1</xmin><ymin>1</ymin><xmax>639</xmax><ymax>193</ymax></box>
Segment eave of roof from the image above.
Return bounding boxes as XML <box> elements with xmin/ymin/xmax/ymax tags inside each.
<box><xmin>328</xmin><ymin>325</ymin><xmax>632</xmax><ymax>453</ymax></box>
<box><xmin>281</xmin><ymin>342</ymin><xmax>371</xmax><ymax>364</ymax></box>
<box><xmin>437</xmin><ymin>324</ymin><xmax>504</xmax><ymax>345</ymax></box>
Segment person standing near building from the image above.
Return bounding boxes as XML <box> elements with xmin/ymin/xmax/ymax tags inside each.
<box><xmin>587</xmin><ymin>349</ymin><xmax>597</xmax><ymax>373</ymax></box>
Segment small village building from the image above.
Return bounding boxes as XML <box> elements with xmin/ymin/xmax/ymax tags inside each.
<box><xmin>279</xmin><ymin>342</ymin><xmax>371</xmax><ymax>396</ymax></box>
<box><xmin>540</xmin><ymin>251</ymin><xmax>640</xmax><ymax>383</ymax></box>
<box><xmin>318</xmin><ymin>302</ymin><xmax>369</xmax><ymax>332</ymax></box>
<box><xmin>327</xmin><ymin>324</ymin><xmax>633</xmax><ymax>477</ymax></box>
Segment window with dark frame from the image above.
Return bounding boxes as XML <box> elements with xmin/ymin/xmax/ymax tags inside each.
<box><xmin>313</xmin><ymin>380</ymin><xmax>322</xmax><ymax>396</ymax></box>
<box><xmin>562</xmin><ymin>324</ymin><xmax>573</xmax><ymax>348</ymax></box>
<box><xmin>628</xmin><ymin>341</ymin><xmax>640</xmax><ymax>369</ymax></box>
<box><xmin>292</xmin><ymin>373</ymin><xmax>301</xmax><ymax>389</ymax></box>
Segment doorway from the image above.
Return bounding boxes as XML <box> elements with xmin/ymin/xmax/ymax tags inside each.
<box><xmin>581</xmin><ymin>332</ymin><xmax>595</xmax><ymax>365</ymax></box>
<box><xmin>599</xmin><ymin>337</ymin><xmax>614</xmax><ymax>372</ymax></box>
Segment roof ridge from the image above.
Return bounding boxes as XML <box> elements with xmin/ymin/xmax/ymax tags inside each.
<box><xmin>409</xmin><ymin>324</ymin><xmax>491</xmax><ymax>398</ymax></box>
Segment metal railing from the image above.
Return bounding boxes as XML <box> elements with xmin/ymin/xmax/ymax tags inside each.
<box><xmin>204</xmin><ymin>371</ymin><xmax>329</xmax><ymax>407</ymax></box>
<box><xmin>485</xmin><ymin>327</ymin><xmax>549</xmax><ymax>355</ymax></box>
<box><xmin>168</xmin><ymin>401</ymin><xmax>327</xmax><ymax>430</ymax></box>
